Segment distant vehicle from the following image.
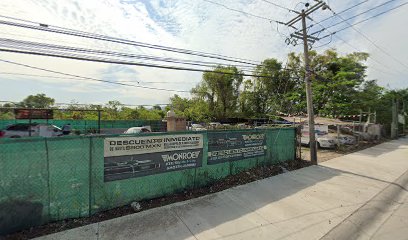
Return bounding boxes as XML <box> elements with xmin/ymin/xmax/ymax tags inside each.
<box><xmin>301</xmin><ymin>134</ymin><xmax>336</xmax><ymax>149</ymax></box>
<box><xmin>190</xmin><ymin>124</ymin><xmax>206</xmax><ymax>131</ymax></box>
<box><xmin>0</xmin><ymin>123</ymin><xmax>62</xmax><ymax>138</ymax></box>
<box><xmin>208</xmin><ymin>122</ymin><xmax>222</xmax><ymax>129</ymax></box>
<box><xmin>236</xmin><ymin>123</ymin><xmax>249</xmax><ymax>129</ymax></box>
<box><xmin>124</xmin><ymin>126</ymin><xmax>151</xmax><ymax>134</ymax></box>
<box><xmin>332</xmin><ymin>134</ymin><xmax>356</xmax><ymax>145</ymax></box>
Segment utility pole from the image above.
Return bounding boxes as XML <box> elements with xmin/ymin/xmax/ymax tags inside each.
<box><xmin>301</xmin><ymin>10</ymin><xmax>317</xmax><ymax>164</ymax></box>
<box><xmin>285</xmin><ymin>1</ymin><xmax>328</xmax><ymax>165</ymax></box>
<box><xmin>403</xmin><ymin>101</ymin><xmax>406</xmax><ymax>134</ymax></box>
<box><xmin>391</xmin><ymin>99</ymin><xmax>397</xmax><ymax>138</ymax></box>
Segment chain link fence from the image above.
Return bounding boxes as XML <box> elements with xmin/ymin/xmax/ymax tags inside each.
<box><xmin>0</xmin><ymin>128</ymin><xmax>295</xmax><ymax>235</ymax></box>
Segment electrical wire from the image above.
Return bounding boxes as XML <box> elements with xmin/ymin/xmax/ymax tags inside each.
<box><xmin>322</xmin><ymin>2</ymin><xmax>408</xmax><ymax>36</ymax></box>
<box><xmin>259</xmin><ymin>0</ymin><xmax>297</xmax><ymax>13</ymax></box>
<box><xmin>310</xmin><ymin>0</ymin><xmax>399</xmax><ymax>35</ymax></box>
<box><xmin>0</xmin><ymin>37</ymin><xmax>258</xmax><ymax>71</ymax></box>
<box><xmin>202</xmin><ymin>0</ymin><xmax>285</xmax><ymax>24</ymax></box>
<box><xmin>313</xmin><ymin>0</ymin><xmax>370</xmax><ymax>25</ymax></box>
<box><xmin>0</xmin><ymin>45</ymin><xmax>290</xmax><ymax>78</ymax></box>
<box><xmin>0</xmin><ymin>15</ymin><xmax>261</xmax><ymax>65</ymax></box>
<box><xmin>0</xmin><ymin>72</ymin><xmax>195</xmax><ymax>85</ymax></box>
<box><xmin>0</xmin><ymin>36</ymin><xmax>300</xmax><ymax>77</ymax></box>
<box><xmin>305</xmin><ymin>12</ymin><xmax>405</xmax><ymax>76</ymax></box>
<box><xmin>327</xmin><ymin>4</ymin><xmax>408</xmax><ymax>71</ymax></box>
<box><xmin>0</xmin><ymin>100</ymin><xmax>171</xmax><ymax>107</ymax></box>
<box><xmin>0</xmin><ymin>59</ymin><xmax>191</xmax><ymax>93</ymax></box>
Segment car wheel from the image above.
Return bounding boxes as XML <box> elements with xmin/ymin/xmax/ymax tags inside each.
<box><xmin>10</xmin><ymin>135</ymin><xmax>21</xmax><ymax>138</ymax></box>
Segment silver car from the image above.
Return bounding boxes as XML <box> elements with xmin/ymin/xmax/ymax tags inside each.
<box><xmin>0</xmin><ymin>123</ymin><xmax>62</xmax><ymax>138</ymax></box>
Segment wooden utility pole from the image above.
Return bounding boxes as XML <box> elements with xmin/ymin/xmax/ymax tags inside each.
<box><xmin>285</xmin><ymin>1</ymin><xmax>327</xmax><ymax>165</ymax></box>
<box><xmin>403</xmin><ymin>101</ymin><xmax>406</xmax><ymax>134</ymax></box>
<box><xmin>391</xmin><ymin>99</ymin><xmax>398</xmax><ymax>138</ymax></box>
<box><xmin>301</xmin><ymin>10</ymin><xmax>317</xmax><ymax>164</ymax></box>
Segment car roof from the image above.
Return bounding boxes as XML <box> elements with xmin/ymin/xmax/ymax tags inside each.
<box><xmin>128</xmin><ymin>127</ymin><xmax>147</xmax><ymax>130</ymax></box>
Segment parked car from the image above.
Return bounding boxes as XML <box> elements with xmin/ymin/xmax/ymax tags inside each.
<box><xmin>328</xmin><ymin>134</ymin><xmax>356</xmax><ymax>145</ymax></box>
<box><xmin>301</xmin><ymin>134</ymin><xmax>336</xmax><ymax>149</ymax></box>
<box><xmin>190</xmin><ymin>124</ymin><xmax>206</xmax><ymax>131</ymax></box>
<box><xmin>123</xmin><ymin>126</ymin><xmax>151</xmax><ymax>134</ymax></box>
<box><xmin>208</xmin><ymin>122</ymin><xmax>222</xmax><ymax>129</ymax></box>
<box><xmin>0</xmin><ymin>123</ymin><xmax>62</xmax><ymax>138</ymax></box>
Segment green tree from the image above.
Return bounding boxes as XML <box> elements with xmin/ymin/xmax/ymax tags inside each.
<box><xmin>286</xmin><ymin>49</ymin><xmax>369</xmax><ymax>116</ymax></box>
<box><xmin>19</xmin><ymin>93</ymin><xmax>55</xmax><ymax>108</ymax></box>
<box><xmin>193</xmin><ymin>66</ymin><xmax>243</xmax><ymax>119</ymax></box>
<box><xmin>247</xmin><ymin>58</ymin><xmax>296</xmax><ymax>117</ymax></box>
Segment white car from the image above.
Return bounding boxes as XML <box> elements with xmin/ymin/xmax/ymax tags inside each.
<box><xmin>0</xmin><ymin>123</ymin><xmax>62</xmax><ymax>138</ymax></box>
<box><xmin>124</xmin><ymin>126</ymin><xmax>151</xmax><ymax>134</ymax></box>
<box><xmin>208</xmin><ymin>122</ymin><xmax>222</xmax><ymax>129</ymax></box>
<box><xmin>334</xmin><ymin>135</ymin><xmax>356</xmax><ymax>145</ymax></box>
<box><xmin>190</xmin><ymin>124</ymin><xmax>206</xmax><ymax>131</ymax></box>
<box><xmin>301</xmin><ymin>134</ymin><xmax>336</xmax><ymax>149</ymax></box>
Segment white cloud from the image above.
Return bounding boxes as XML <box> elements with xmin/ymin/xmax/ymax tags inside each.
<box><xmin>0</xmin><ymin>0</ymin><xmax>407</xmax><ymax>105</ymax></box>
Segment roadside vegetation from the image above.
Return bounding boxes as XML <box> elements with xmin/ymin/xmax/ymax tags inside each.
<box><xmin>1</xmin><ymin>50</ymin><xmax>407</xmax><ymax>129</ymax></box>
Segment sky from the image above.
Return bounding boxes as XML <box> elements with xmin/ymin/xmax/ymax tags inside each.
<box><xmin>0</xmin><ymin>0</ymin><xmax>407</xmax><ymax>106</ymax></box>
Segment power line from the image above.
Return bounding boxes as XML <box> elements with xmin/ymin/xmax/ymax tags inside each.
<box><xmin>0</xmin><ymin>59</ymin><xmax>191</xmax><ymax>93</ymax></box>
<box><xmin>312</xmin><ymin>0</ymin><xmax>370</xmax><ymax>26</ymax></box>
<box><xmin>321</xmin><ymin>2</ymin><xmax>408</xmax><ymax>36</ymax></box>
<box><xmin>202</xmin><ymin>0</ymin><xmax>285</xmax><ymax>24</ymax></box>
<box><xmin>259</xmin><ymin>0</ymin><xmax>297</xmax><ymax>13</ymax></box>
<box><xmin>0</xmin><ymin>100</ymin><xmax>170</xmax><ymax>107</ymax></box>
<box><xmin>0</xmin><ymin>37</ymin><xmax>258</xmax><ymax>71</ymax></box>
<box><xmin>311</xmin><ymin>0</ymin><xmax>399</xmax><ymax>35</ymax></box>
<box><xmin>0</xmin><ymin>72</ymin><xmax>195</xmax><ymax>85</ymax></box>
<box><xmin>304</xmin><ymin>9</ymin><xmax>405</xmax><ymax>76</ymax></box>
<box><xmin>0</xmin><ymin>15</ymin><xmax>261</xmax><ymax>66</ymax></box>
<box><xmin>0</xmin><ymin>37</ymin><xmax>299</xmax><ymax>77</ymax></box>
<box><xmin>327</xmin><ymin>4</ymin><xmax>408</xmax><ymax>71</ymax></box>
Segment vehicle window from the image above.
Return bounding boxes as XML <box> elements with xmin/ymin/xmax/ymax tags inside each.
<box><xmin>7</xmin><ymin>124</ymin><xmax>29</xmax><ymax>131</ymax></box>
<box><xmin>141</xmin><ymin>128</ymin><xmax>150</xmax><ymax>132</ymax></box>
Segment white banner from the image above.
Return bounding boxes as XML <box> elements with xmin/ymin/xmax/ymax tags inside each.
<box><xmin>104</xmin><ymin>134</ymin><xmax>203</xmax><ymax>157</ymax></box>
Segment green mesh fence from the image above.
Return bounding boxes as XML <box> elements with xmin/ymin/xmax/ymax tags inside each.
<box><xmin>0</xmin><ymin>119</ymin><xmax>166</xmax><ymax>134</ymax></box>
<box><xmin>0</xmin><ymin>128</ymin><xmax>295</xmax><ymax>235</ymax></box>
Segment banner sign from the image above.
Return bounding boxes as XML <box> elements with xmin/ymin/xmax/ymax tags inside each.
<box><xmin>207</xmin><ymin>131</ymin><xmax>267</xmax><ymax>165</ymax></box>
<box><xmin>14</xmin><ymin>109</ymin><xmax>53</xmax><ymax>119</ymax></box>
<box><xmin>104</xmin><ymin>134</ymin><xmax>203</xmax><ymax>182</ymax></box>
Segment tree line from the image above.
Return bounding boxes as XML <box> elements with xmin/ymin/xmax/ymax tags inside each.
<box><xmin>170</xmin><ymin>49</ymin><xmax>408</xmax><ymax>127</ymax></box>
<box><xmin>1</xmin><ymin>49</ymin><xmax>407</xmax><ymax>128</ymax></box>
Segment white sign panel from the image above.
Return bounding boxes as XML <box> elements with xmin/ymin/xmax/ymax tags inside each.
<box><xmin>104</xmin><ymin>134</ymin><xmax>203</xmax><ymax>157</ymax></box>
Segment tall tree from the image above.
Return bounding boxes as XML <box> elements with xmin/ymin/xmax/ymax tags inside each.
<box><xmin>287</xmin><ymin>49</ymin><xmax>369</xmax><ymax>116</ymax></box>
<box><xmin>19</xmin><ymin>93</ymin><xmax>55</xmax><ymax>108</ymax></box>
<box><xmin>249</xmin><ymin>58</ymin><xmax>296</xmax><ymax>117</ymax></box>
<box><xmin>193</xmin><ymin>66</ymin><xmax>243</xmax><ymax>119</ymax></box>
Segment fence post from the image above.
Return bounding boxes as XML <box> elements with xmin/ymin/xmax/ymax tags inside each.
<box><xmin>44</xmin><ymin>138</ymin><xmax>52</xmax><ymax>221</ymax></box>
<box><xmin>88</xmin><ymin>136</ymin><xmax>93</xmax><ymax>217</ymax></box>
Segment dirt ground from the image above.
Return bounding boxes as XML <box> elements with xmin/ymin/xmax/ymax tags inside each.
<box><xmin>301</xmin><ymin>139</ymin><xmax>388</xmax><ymax>163</ymax></box>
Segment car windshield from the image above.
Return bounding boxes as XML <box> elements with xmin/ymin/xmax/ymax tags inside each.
<box><xmin>125</xmin><ymin>128</ymin><xmax>142</xmax><ymax>134</ymax></box>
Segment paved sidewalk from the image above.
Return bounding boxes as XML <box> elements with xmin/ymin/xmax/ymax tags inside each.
<box><xmin>37</xmin><ymin>138</ymin><xmax>408</xmax><ymax>240</ymax></box>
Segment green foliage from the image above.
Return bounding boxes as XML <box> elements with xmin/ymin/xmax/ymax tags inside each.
<box><xmin>19</xmin><ymin>93</ymin><xmax>55</xmax><ymax>108</ymax></box>
<box><xmin>2</xmin><ymin>50</ymin><xmax>407</xmax><ymax>128</ymax></box>
<box><xmin>192</xmin><ymin>66</ymin><xmax>243</xmax><ymax>119</ymax></box>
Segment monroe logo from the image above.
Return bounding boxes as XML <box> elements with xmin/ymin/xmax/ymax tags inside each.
<box><xmin>242</xmin><ymin>134</ymin><xmax>265</xmax><ymax>141</ymax></box>
<box><xmin>161</xmin><ymin>151</ymin><xmax>200</xmax><ymax>162</ymax></box>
